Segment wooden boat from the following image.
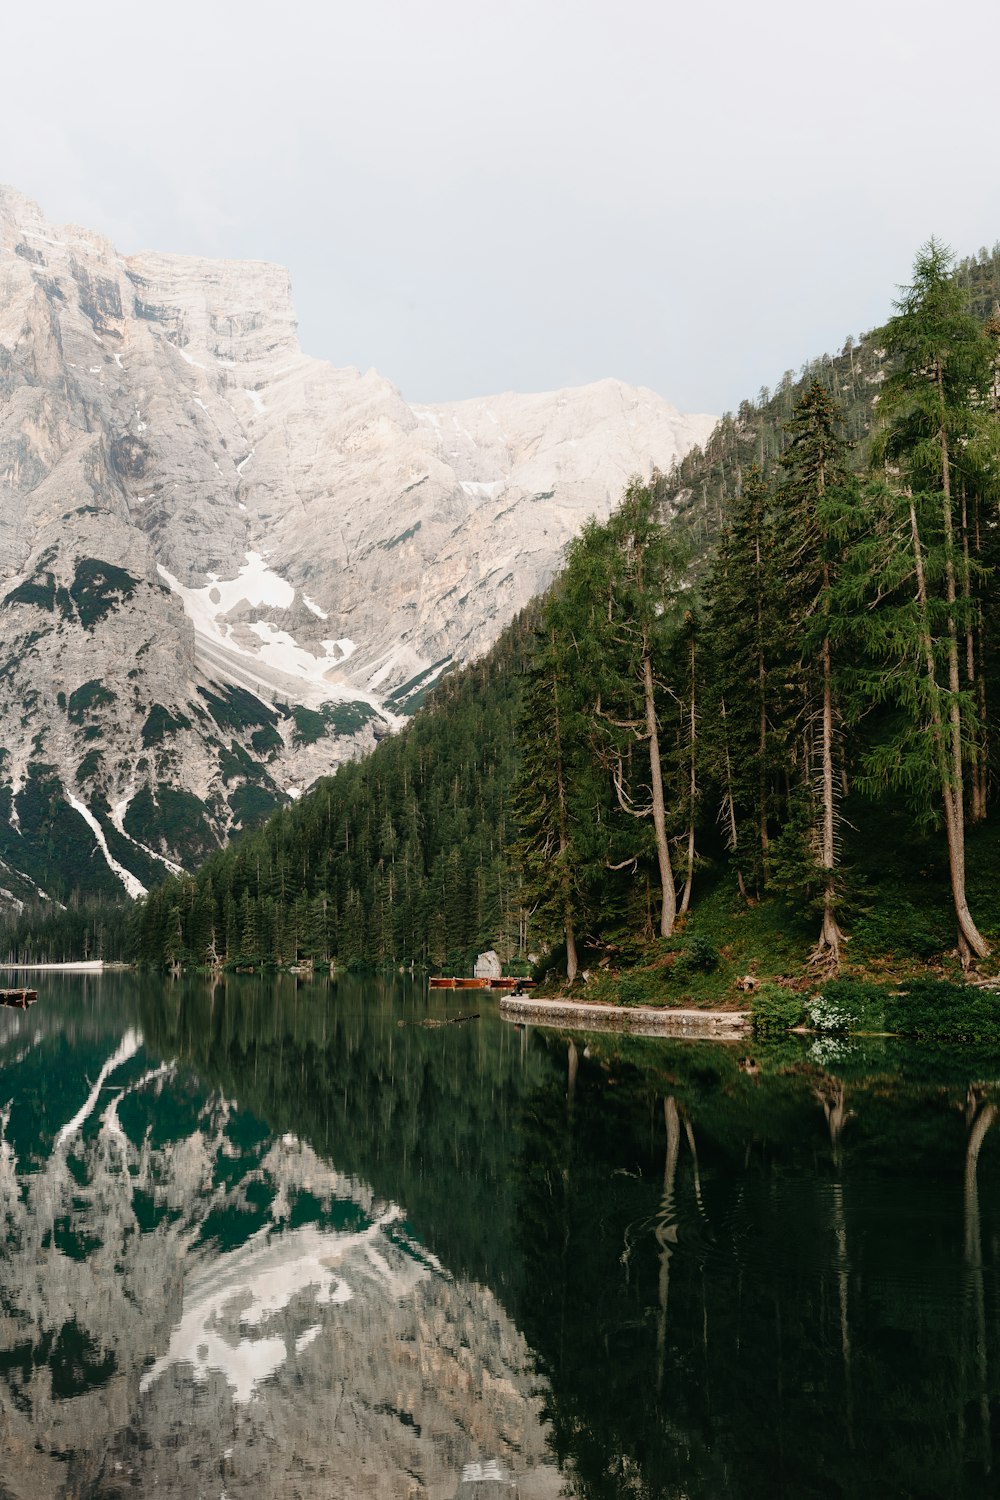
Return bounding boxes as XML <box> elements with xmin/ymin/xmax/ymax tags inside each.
<box><xmin>428</xmin><ymin>977</ymin><xmax>537</xmax><ymax>991</ymax></box>
<box><xmin>0</xmin><ymin>989</ymin><xmax>37</xmax><ymax>1008</ymax></box>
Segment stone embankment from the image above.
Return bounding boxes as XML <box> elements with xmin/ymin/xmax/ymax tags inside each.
<box><xmin>500</xmin><ymin>996</ymin><xmax>751</xmax><ymax>1037</ymax></box>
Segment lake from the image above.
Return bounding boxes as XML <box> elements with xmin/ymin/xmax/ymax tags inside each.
<box><xmin>0</xmin><ymin>972</ymin><xmax>997</xmax><ymax>1498</ymax></box>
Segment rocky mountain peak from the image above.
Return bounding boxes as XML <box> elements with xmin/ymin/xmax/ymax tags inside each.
<box><xmin>0</xmin><ymin>188</ymin><xmax>717</xmax><ymax>905</ymax></box>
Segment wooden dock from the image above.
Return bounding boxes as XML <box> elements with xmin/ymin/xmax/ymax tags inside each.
<box><xmin>499</xmin><ymin>995</ymin><xmax>750</xmax><ymax>1038</ymax></box>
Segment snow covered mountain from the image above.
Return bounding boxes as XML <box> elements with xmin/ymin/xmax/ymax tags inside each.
<box><xmin>0</xmin><ymin>186</ymin><xmax>716</xmax><ymax>904</ymax></box>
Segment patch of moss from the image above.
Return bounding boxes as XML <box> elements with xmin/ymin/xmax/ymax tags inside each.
<box><xmin>141</xmin><ymin>704</ymin><xmax>192</xmax><ymax>748</ymax></box>
<box><xmin>197</xmin><ymin>684</ymin><xmax>278</xmax><ymax>733</ymax></box>
<box><xmin>290</xmin><ymin>706</ymin><xmax>327</xmax><ymax>746</ymax></box>
<box><xmin>69</xmin><ymin>558</ymin><xmax>139</xmax><ymax>629</ymax></box>
<box><xmin>385</xmin><ymin>658</ymin><xmax>452</xmax><ymax>713</ymax></box>
<box><xmin>75</xmin><ymin>750</ymin><xmax>103</xmax><ymax>784</ymax></box>
<box><xmin>228</xmin><ymin>783</ymin><xmax>284</xmax><ymax>831</ymax></box>
<box><xmin>250</xmin><ymin>725</ymin><xmax>283</xmax><ymax>758</ymax></box>
<box><xmin>2</xmin><ymin>577</ymin><xmax>56</xmax><ymax>611</ymax></box>
<box><xmin>0</xmin><ymin>762</ymin><xmax>121</xmax><ymax>899</ymax></box>
<box><xmin>123</xmin><ymin>783</ymin><xmax>215</xmax><ymax>867</ymax></box>
<box><xmin>292</xmin><ymin>701</ymin><xmax>378</xmax><ymax>745</ymax></box>
<box><xmin>218</xmin><ymin>742</ymin><xmax>259</xmax><ymax>785</ymax></box>
<box><xmin>68</xmin><ymin>680</ymin><xmax>116</xmax><ymax>725</ymax></box>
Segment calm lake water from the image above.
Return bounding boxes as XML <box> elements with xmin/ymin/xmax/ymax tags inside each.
<box><xmin>0</xmin><ymin>972</ymin><xmax>998</xmax><ymax>1498</ymax></box>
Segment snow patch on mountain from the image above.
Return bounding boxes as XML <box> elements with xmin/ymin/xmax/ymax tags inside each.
<box><xmin>156</xmin><ymin>559</ymin><xmax>393</xmax><ymax>718</ymax></box>
<box><xmin>65</xmin><ymin>792</ymin><xmax>148</xmax><ymax>899</ymax></box>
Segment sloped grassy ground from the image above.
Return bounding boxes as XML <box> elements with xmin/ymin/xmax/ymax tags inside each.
<box><xmin>540</xmin><ymin>801</ymin><xmax>1000</xmax><ymax>1028</ymax></box>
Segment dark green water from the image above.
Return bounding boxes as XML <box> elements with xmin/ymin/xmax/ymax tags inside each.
<box><xmin>0</xmin><ymin>972</ymin><xmax>998</xmax><ymax>1499</ymax></box>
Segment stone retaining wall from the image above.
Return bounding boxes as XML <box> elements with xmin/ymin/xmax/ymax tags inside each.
<box><xmin>499</xmin><ymin>996</ymin><xmax>751</xmax><ymax>1038</ymax></box>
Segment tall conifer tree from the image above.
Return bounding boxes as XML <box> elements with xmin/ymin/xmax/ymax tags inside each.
<box><xmin>703</xmin><ymin>464</ymin><xmax>786</xmax><ymax>894</ymax></box>
<box><xmin>511</xmin><ymin>610</ymin><xmax>587</xmax><ymax>982</ymax></box>
<box><xmin>865</xmin><ymin>241</ymin><xmax>994</xmax><ymax>964</ymax></box>
<box><xmin>564</xmin><ymin>483</ymin><xmax>688</xmax><ymax>939</ymax></box>
<box><xmin>777</xmin><ymin>380</ymin><xmax>855</xmax><ymax>968</ymax></box>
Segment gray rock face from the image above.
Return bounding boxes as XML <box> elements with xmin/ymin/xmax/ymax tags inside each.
<box><xmin>0</xmin><ymin>186</ymin><xmax>716</xmax><ymax>901</ymax></box>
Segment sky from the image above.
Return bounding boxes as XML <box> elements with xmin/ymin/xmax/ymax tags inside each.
<box><xmin>4</xmin><ymin>0</ymin><xmax>999</xmax><ymax>417</ymax></box>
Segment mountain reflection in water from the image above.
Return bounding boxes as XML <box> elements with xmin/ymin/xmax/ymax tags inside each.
<box><xmin>0</xmin><ymin>972</ymin><xmax>998</xmax><ymax>1499</ymax></box>
<box><xmin>0</xmin><ymin>975</ymin><xmax>559</xmax><ymax>1498</ymax></box>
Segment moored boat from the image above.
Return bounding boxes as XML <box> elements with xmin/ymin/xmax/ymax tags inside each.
<box><xmin>0</xmin><ymin>989</ymin><xmax>38</xmax><ymax>1008</ymax></box>
<box><xmin>429</xmin><ymin>977</ymin><xmax>535</xmax><ymax>991</ymax></box>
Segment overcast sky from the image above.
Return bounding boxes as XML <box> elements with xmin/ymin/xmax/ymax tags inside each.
<box><xmin>4</xmin><ymin>0</ymin><xmax>999</xmax><ymax>416</ymax></box>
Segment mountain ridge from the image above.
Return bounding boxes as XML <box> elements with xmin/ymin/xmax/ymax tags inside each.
<box><xmin>0</xmin><ymin>185</ymin><xmax>714</xmax><ymax>907</ymax></box>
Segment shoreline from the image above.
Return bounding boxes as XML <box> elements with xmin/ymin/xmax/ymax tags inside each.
<box><xmin>499</xmin><ymin>995</ymin><xmax>751</xmax><ymax>1038</ymax></box>
<box><xmin>0</xmin><ymin>960</ymin><xmax>106</xmax><ymax>973</ymax></box>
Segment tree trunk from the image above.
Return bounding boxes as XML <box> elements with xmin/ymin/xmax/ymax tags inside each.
<box><xmin>754</xmin><ymin>529</ymin><xmax>770</xmax><ymax>879</ymax></box>
<box><xmin>936</xmin><ymin>372</ymin><xmax>989</xmax><ymax>962</ymax></box>
<box><xmin>964</xmin><ymin>1099</ymin><xmax>996</xmax><ymax>1468</ymax></box>
<box><xmin>959</xmin><ymin>487</ymin><xmax>985</xmax><ymax>823</ymax></box>
<box><xmin>679</xmin><ymin>631</ymin><xmax>697</xmax><ymax>917</ymax></box>
<box><xmin>976</xmin><ymin>634</ymin><xmax>989</xmax><ymax>819</ymax></box>
<box><xmin>551</xmin><ymin>662</ymin><xmax>578</xmax><ymax>984</ymax></box>
<box><xmin>908</xmin><ymin>497</ymin><xmax>989</xmax><ymax>964</ymax></box>
<box><xmin>719</xmin><ymin>695</ymin><xmax>748</xmax><ymax>901</ymax></box>
<box><xmin>814</xmin><ymin>559</ymin><xmax>843</xmax><ymax>969</ymax></box>
<box><xmin>973</xmin><ymin>494</ymin><xmax>989</xmax><ymax>818</ymax></box>
<box><xmin>655</xmin><ymin>1096</ymin><xmax>681</xmax><ymax>1395</ymax></box>
<box><xmin>644</xmin><ymin>642</ymin><xmax>676</xmax><ymax>938</ymax></box>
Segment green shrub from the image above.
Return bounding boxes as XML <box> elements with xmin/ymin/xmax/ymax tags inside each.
<box><xmin>801</xmin><ymin>977</ymin><xmax>1000</xmax><ymax>1042</ymax></box>
<box><xmin>674</xmin><ymin>933</ymin><xmax>720</xmax><ymax>977</ymax></box>
<box><xmin>807</xmin><ymin>978</ymin><xmax>886</xmax><ymax>1033</ymax></box>
<box><xmin>751</xmin><ymin>984</ymin><xmax>805</xmax><ymax>1036</ymax></box>
<box><xmin>198</xmin><ymin>684</ymin><xmax>278</xmax><ymax>733</ymax></box>
<box><xmin>321</xmin><ymin>701</ymin><xmax>378</xmax><ymax>735</ymax></box>
<box><xmin>616</xmin><ymin>970</ymin><xmax>665</xmax><ymax>1007</ymax></box>
<box><xmin>888</xmin><ymin>979</ymin><xmax>1000</xmax><ymax>1043</ymax></box>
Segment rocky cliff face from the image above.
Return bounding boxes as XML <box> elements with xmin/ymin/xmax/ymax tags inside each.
<box><xmin>0</xmin><ymin>186</ymin><xmax>716</xmax><ymax>903</ymax></box>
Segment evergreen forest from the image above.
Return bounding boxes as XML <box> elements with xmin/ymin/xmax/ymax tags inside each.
<box><xmin>85</xmin><ymin>243</ymin><xmax>1000</xmax><ymax>991</ymax></box>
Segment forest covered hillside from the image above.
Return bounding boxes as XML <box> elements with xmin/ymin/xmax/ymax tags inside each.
<box><xmin>11</xmin><ymin>241</ymin><xmax>1000</xmax><ymax>992</ymax></box>
<box><xmin>127</xmin><ymin>614</ymin><xmax>537</xmax><ymax>970</ymax></box>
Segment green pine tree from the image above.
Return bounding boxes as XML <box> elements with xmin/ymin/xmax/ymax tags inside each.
<box><xmin>776</xmin><ymin>380</ymin><xmax>857</xmax><ymax>969</ymax></box>
<box><xmin>861</xmin><ymin>240</ymin><xmax>996</xmax><ymax>964</ymax></box>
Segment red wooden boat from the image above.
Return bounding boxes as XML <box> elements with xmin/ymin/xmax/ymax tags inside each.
<box><xmin>428</xmin><ymin>977</ymin><xmax>536</xmax><ymax>991</ymax></box>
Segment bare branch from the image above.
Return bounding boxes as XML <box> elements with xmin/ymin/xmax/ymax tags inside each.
<box><xmin>613</xmin><ymin>758</ymin><xmax>653</xmax><ymax>818</ymax></box>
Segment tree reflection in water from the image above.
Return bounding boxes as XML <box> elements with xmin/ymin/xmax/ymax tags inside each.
<box><xmin>511</xmin><ymin>1029</ymin><xmax>1000</xmax><ymax>1499</ymax></box>
<box><xmin>0</xmin><ymin>974</ymin><xmax>996</xmax><ymax>1499</ymax></box>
